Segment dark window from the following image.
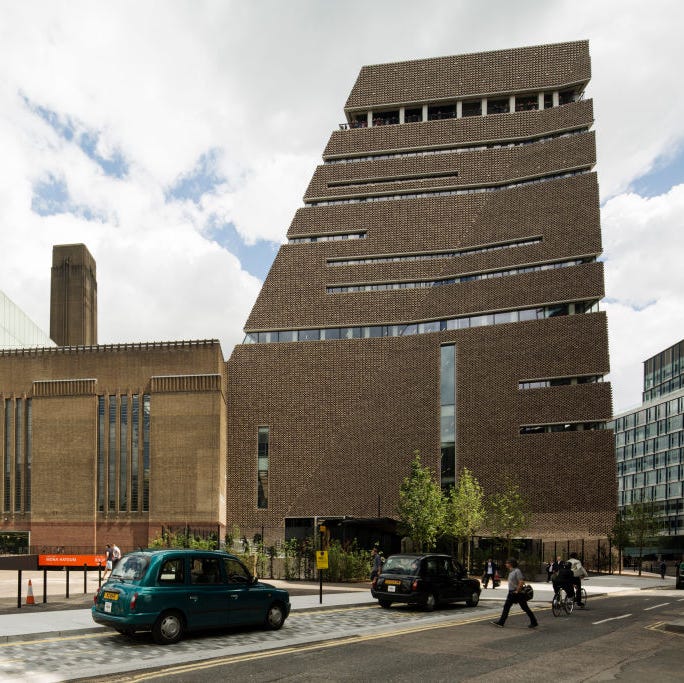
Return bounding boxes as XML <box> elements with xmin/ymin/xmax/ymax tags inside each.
<box><xmin>142</xmin><ymin>395</ymin><xmax>150</xmax><ymax>512</ymax></box>
<box><xmin>488</xmin><ymin>98</ymin><xmax>509</xmax><ymax>114</ymax></box>
<box><xmin>373</xmin><ymin>110</ymin><xmax>399</xmax><ymax>126</ymax></box>
<box><xmin>257</xmin><ymin>427</ymin><xmax>269</xmax><ymax>509</ymax></box>
<box><xmin>158</xmin><ymin>558</ymin><xmax>185</xmax><ymax>585</ymax></box>
<box><xmin>191</xmin><ymin>558</ymin><xmax>222</xmax><ymax>584</ymax></box>
<box><xmin>515</xmin><ymin>95</ymin><xmax>538</xmax><ymax>111</ymax></box>
<box><xmin>462</xmin><ymin>100</ymin><xmax>482</xmax><ymax>117</ymax></box>
<box><xmin>131</xmin><ymin>395</ymin><xmax>139</xmax><ymax>511</ymax></box>
<box><xmin>544</xmin><ymin>93</ymin><xmax>553</xmax><ymax>108</ymax></box>
<box><xmin>428</xmin><ymin>104</ymin><xmax>456</xmax><ymax>120</ymax></box>
<box><xmin>97</xmin><ymin>397</ymin><xmax>105</xmax><ymax>511</ymax></box>
<box><xmin>108</xmin><ymin>396</ymin><xmax>116</xmax><ymax>512</ymax></box>
<box><xmin>559</xmin><ymin>89</ymin><xmax>577</xmax><ymax>105</ymax></box>
<box><xmin>405</xmin><ymin>108</ymin><xmax>422</xmax><ymax>123</ymax></box>
<box><xmin>224</xmin><ymin>558</ymin><xmax>251</xmax><ymax>583</ymax></box>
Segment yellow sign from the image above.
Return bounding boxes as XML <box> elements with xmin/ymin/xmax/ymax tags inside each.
<box><xmin>316</xmin><ymin>551</ymin><xmax>329</xmax><ymax>570</ymax></box>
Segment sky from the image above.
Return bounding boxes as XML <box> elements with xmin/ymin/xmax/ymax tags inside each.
<box><xmin>0</xmin><ymin>0</ymin><xmax>682</xmax><ymax>414</ymax></box>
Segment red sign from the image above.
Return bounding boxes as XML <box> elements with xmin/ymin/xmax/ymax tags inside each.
<box><xmin>39</xmin><ymin>554</ymin><xmax>106</xmax><ymax>568</ymax></box>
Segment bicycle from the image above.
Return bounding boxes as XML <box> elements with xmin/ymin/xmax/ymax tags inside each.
<box><xmin>551</xmin><ymin>587</ymin><xmax>575</xmax><ymax>616</ymax></box>
<box><xmin>552</xmin><ymin>583</ymin><xmax>588</xmax><ymax>616</ymax></box>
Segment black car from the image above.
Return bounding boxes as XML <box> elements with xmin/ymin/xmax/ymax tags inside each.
<box><xmin>371</xmin><ymin>553</ymin><xmax>481</xmax><ymax>611</ymax></box>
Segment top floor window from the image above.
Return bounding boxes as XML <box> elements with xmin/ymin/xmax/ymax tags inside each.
<box><xmin>372</xmin><ymin>110</ymin><xmax>399</xmax><ymax>126</ymax></box>
<box><xmin>428</xmin><ymin>104</ymin><xmax>456</xmax><ymax>120</ymax></box>
<box><xmin>515</xmin><ymin>95</ymin><xmax>538</xmax><ymax>111</ymax></box>
<box><xmin>461</xmin><ymin>100</ymin><xmax>482</xmax><ymax>117</ymax></box>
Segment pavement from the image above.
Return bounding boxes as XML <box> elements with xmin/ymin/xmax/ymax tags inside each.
<box><xmin>0</xmin><ymin>570</ymin><xmax>681</xmax><ymax>643</ymax></box>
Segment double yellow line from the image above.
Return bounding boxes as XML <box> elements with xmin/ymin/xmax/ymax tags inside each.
<box><xmin>118</xmin><ymin>612</ymin><xmax>496</xmax><ymax>682</ymax></box>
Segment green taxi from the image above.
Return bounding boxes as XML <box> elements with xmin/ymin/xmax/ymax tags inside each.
<box><xmin>92</xmin><ymin>549</ymin><xmax>290</xmax><ymax>644</ymax></box>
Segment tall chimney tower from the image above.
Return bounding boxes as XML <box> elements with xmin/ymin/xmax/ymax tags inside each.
<box><xmin>50</xmin><ymin>244</ymin><xmax>97</xmax><ymax>346</ymax></box>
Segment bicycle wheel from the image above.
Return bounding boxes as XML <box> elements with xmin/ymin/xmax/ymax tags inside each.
<box><xmin>563</xmin><ymin>590</ymin><xmax>575</xmax><ymax>614</ymax></box>
<box><xmin>551</xmin><ymin>593</ymin><xmax>562</xmax><ymax>617</ymax></box>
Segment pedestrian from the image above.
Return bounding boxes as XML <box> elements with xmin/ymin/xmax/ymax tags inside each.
<box><xmin>659</xmin><ymin>560</ymin><xmax>666</xmax><ymax>580</ymax></box>
<box><xmin>545</xmin><ymin>558</ymin><xmax>555</xmax><ymax>583</ymax></box>
<box><xmin>103</xmin><ymin>544</ymin><xmax>113</xmax><ymax>580</ymax></box>
<box><xmin>370</xmin><ymin>545</ymin><xmax>384</xmax><ymax>581</ymax></box>
<box><xmin>112</xmin><ymin>543</ymin><xmax>122</xmax><ymax>569</ymax></box>
<box><xmin>482</xmin><ymin>557</ymin><xmax>498</xmax><ymax>588</ymax></box>
<box><xmin>491</xmin><ymin>558</ymin><xmax>538</xmax><ymax>629</ymax></box>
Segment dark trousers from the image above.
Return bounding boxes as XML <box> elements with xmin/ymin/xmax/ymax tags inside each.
<box><xmin>497</xmin><ymin>591</ymin><xmax>537</xmax><ymax>626</ymax></box>
<box><xmin>483</xmin><ymin>573</ymin><xmax>496</xmax><ymax>587</ymax></box>
<box><xmin>572</xmin><ymin>577</ymin><xmax>582</xmax><ymax>603</ymax></box>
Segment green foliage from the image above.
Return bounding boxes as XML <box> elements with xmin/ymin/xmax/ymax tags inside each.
<box><xmin>326</xmin><ymin>540</ymin><xmax>372</xmax><ymax>582</ymax></box>
<box><xmin>148</xmin><ymin>530</ymin><xmax>218</xmax><ymax>550</ymax></box>
<box><xmin>608</xmin><ymin>512</ymin><xmax>631</xmax><ymax>575</ymax></box>
<box><xmin>396</xmin><ymin>451</ymin><xmax>445</xmax><ymax>552</ymax></box>
<box><xmin>487</xmin><ymin>475</ymin><xmax>529</xmax><ymax>558</ymax></box>
<box><xmin>443</xmin><ymin>467</ymin><xmax>485</xmax><ymax>566</ymax></box>
<box><xmin>625</xmin><ymin>499</ymin><xmax>663</xmax><ymax>576</ymax></box>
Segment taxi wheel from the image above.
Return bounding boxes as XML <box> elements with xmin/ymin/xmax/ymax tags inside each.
<box><xmin>378</xmin><ymin>599</ymin><xmax>392</xmax><ymax>608</ymax></box>
<box><xmin>466</xmin><ymin>591</ymin><xmax>480</xmax><ymax>607</ymax></box>
<box><xmin>265</xmin><ymin>602</ymin><xmax>286</xmax><ymax>630</ymax></box>
<box><xmin>152</xmin><ymin>610</ymin><xmax>184</xmax><ymax>645</ymax></box>
<box><xmin>424</xmin><ymin>593</ymin><xmax>437</xmax><ymax>611</ymax></box>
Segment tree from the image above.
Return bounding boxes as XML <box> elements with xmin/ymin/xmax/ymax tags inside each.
<box><xmin>396</xmin><ymin>451</ymin><xmax>445</xmax><ymax>551</ymax></box>
<box><xmin>487</xmin><ymin>475</ymin><xmax>529</xmax><ymax>558</ymax></box>
<box><xmin>625</xmin><ymin>498</ymin><xmax>662</xmax><ymax>576</ymax></box>
<box><xmin>443</xmin><ymin>467</ymin><xmax>485</xmax><ymax>569</ymax></box>
<box><xmin>608</xmin><ymin>512</ymin><xmax>631</xmax><ymax>575</ymax></box>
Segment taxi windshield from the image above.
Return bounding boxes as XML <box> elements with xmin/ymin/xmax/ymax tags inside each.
<box><xmin>382</xmin><ymin>556</ymin><xmax>420</xmax><ymax>575</ymax></box>
<box><xmin>110</xmin><ymin>554</ymin><xmax>150</xmax><ymax>582</ymax></box>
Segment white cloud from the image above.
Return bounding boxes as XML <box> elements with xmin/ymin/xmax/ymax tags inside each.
<box><xmin>0</xmin><ymin>0</ymin><xmax>683</xmax><ymax>408</ymax></box>
<box><xmin>602</xmin><ymin>186</ymin><xmax>684</xmax><ymax>412</ymax></box>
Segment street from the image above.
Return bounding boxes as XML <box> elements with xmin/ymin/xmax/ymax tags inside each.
<box><xmin>0</xmin><ymin>588</ymin><xmax>682</xmax><ymax>682</ymax></box>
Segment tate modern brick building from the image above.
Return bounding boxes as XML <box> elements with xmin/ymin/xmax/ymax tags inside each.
<box><xmin>0</xmin><ymin>41</ymin><xmax>615</xmax><ymax>551</ymax></box>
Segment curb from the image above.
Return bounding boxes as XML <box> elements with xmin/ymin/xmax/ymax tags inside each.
<box><xmin>0</xmin><ymin>625</ymin><xmax>105</xmax><ymax>644</ymax></box>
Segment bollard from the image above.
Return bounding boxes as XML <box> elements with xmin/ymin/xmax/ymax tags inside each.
<box><xmin>66</xmin><ymin>567</ymin><xmax>70</xmax><ymax>599</ymax></box>
<box><xmin>83</xmin><ymin>564</ymin><xmax>88</xmax><ymax>594</ymax></box>
<box><xmin>17</xmin><ymin>569</ymin><xmax>22</xmax><ymax>609</ymax></box>
<box><xmin>43</xmin><ymin>568</ymin><xmax>47</xmax><ymax>603</ymax></box>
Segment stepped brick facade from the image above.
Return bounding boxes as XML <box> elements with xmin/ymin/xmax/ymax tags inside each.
<box><xmin>227</xmin><ymin>40</ymin><xmax>615</xmax><ymax>542</ymax></box>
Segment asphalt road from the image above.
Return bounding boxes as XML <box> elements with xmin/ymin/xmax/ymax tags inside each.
<box><xmin>1</xmin><ymin>589</ymin><xmax>682</xmax><ymax>682</ymax></box>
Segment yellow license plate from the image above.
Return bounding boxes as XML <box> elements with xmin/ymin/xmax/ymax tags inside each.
<box><xmin>385</xmin><ymin>580</ymin><xmax>401</xmax><ymax>585</ymax></box>
<box><xmin>103</xmin><ymin>591</ymin><xmax>119</xmax><ymax>600</ymax></box>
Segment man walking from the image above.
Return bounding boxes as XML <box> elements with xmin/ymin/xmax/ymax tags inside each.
<box><xmin>491</xmin><ymin>558</ymin><xmax>538</xmax><ymax>629</ymax></box>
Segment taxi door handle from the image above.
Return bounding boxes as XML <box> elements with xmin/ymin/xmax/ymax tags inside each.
<box><xmin>230</xmin><ymin>594</ymin><xmax>239</xmax><ymax>599</ymax></box>
<box><xmin>189</xmin><ymin>595</ymin><xmax>199</xmax><ymax>602</ymax></box>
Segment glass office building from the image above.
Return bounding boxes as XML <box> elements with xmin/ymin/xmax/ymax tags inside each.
<box><xmin>610</xmin><ymin>340</ymin><xmax>684</xmax><ymax>538</ymax></box>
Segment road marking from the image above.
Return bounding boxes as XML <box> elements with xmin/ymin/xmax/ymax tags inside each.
<box><xmin>592</xmin><ymin>614</ymin><xmax>631</xmax><ymax>625</ymax></box>
<box><xmin>644</xmin><ymin>602</ymin><xmax>670</xmax><ymax>611</ymax></box>
<box><xmin>110</xmin><ymin>612</ymin><xmax>505</xmax><ymax>682</ymax></box>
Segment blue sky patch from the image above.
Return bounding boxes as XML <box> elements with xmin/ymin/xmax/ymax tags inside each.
<box><xmin>31</xmin><ymin>174</ymin><xmax>105</xmax><ymax>221</ymax></box>
<box><xmin>210</xmin><ymin>220</ymin><xmax>279</xmax><ymax>281</ymax></box>
<box><xmin>167</xmin><ymin>149</ymin><xmax>224</xmax><ymax>203</ymax></box>
<box><xmin>630</xmin><ymin>145</ymin><xmax>684</xmax><ymax>198</ymax></box>
<box><xmin>31</xmin><ymin>175</ymin><xmax>70</xmax><ymax>216</ymax></box>
<box><xmin>23</xmin><ymin>95</ymin><xmax>128</xmax><ymax>178</ymax></box>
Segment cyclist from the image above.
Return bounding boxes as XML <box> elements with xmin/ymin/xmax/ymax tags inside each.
<box><xmin>568</xmin><ymin>552</ymin><xmax>588</xmax><ymax>606</ymax></box>
<box><xmin>552</xmin><ymin>557</ymin><xmax>575</xmax><ymax>603</ymax></box>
